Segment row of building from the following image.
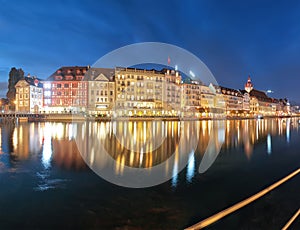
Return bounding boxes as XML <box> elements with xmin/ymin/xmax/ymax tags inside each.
<box><xmin>14</xmin><ymin>66</ymin><xmax>295</xmax><ymax>117</ymax></box>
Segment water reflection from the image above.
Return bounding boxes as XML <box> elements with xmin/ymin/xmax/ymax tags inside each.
<box><xmin>0</xmin><ymin>118</ymin><xmax>298</xmax><ymax>186</ymax></box>
<box><xmin>186</xmin><ymin>151</ymin><xmax>195</xmax><ymax>182</ymax></box>
<box><xmin>267</xmin><ymin>134</ymin><xmax>272</xmax><ymax>154</ymax></box>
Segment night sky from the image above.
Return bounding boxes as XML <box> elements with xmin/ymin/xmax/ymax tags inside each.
<box><xmin>0</xmin><ymin>0</ymin><xmax>300</xmax><ymax>102</ymax></box>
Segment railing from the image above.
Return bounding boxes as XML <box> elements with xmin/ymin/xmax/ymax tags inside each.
<box><xmin>185</xmin><ymin>168</ymin><xmax>300</xmax><ymax>230</ymax></box>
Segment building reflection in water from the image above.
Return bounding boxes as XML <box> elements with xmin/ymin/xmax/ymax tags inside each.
<box><xmin>11</xmin><ymin>123</ymin><xmax>43</xmax><ymax>160</ymax></box>
<box><xmin>0</xmin><ymin>117</ymin><xmax>298</xmax><ymax>185</ymax></box>
<box><xmin>7</xmin><ymin>122</ymin><xmax>85</xmax><ymax>171</ymax></box>
<box><xmin>76</xmin><ymin>118</ymin><xmax>298</xmax><ymax>186</ymax></box>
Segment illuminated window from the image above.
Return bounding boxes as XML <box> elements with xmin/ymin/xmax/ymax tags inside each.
<box><xmin>44</xmin><ymin>83</ymin><xmax>51</xmax><ymax>89</ymax></box>
<box><xmin>44</xmin><ymin>91</ymin><xmax>51</xmax><ymax>97</ymax></box>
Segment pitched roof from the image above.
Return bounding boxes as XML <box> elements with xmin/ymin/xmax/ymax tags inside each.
<box><xmin>84</xmin><ymin>67</ymin><xmax>115</xmax><ymax>81</ymax></box>
<box><xmin>26</xmin><ymin>76</ymin><xmax>43</xmax><ymax>88</ymax></box>
<box><xmin>220</xmin><ymin>86</ymin><xmax>243</xmax><ymax>97</ymax></box>
<box><xmin>241</xmin><ymin>88</ymin><xmax>280</xmax><ymax>103</ymax></box>
<box><xmin>46</xmin><ymin>66</ymin><xmax>89</xmax><ymax>81</ymax></box>
<box><xmin>16</xmin><ymin>76</ymin><xmax>43</xmax><ymax>88</ymax></box>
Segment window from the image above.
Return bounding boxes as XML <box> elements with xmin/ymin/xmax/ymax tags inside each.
<box><xmin>44</xmin><ymin>91</ymin><xmax>51</xmax><ymax>97</ymax></box>
<box><xmin>57</xmin><ymin>84</ymin><xmax>61</xmax><ymax>88</ymax></box>
<box><xmin>110</xmin><ymin>91</ymin><xmax>113</xmax><ymax>96</ymax></box>
<box><xmin>44</xmin><ymin>83</ymin><xmax>51</xmax><ymax>89</ymax></box>
<box><xmin>64</xmin><ymin>84</ymin><xmax>69</xmax><ymax>88</ymax></box>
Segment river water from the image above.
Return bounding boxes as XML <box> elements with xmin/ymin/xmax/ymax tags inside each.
<box><xmin>0</xmin><ymin>118</ymin><xmax>299</xmax><ymax>229</ymax></box>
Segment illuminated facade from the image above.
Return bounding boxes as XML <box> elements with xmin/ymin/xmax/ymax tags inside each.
<box><xmin>199</xmin><ymin>84</ymin><xmax>217</xmax><ymax>116</ymax></box>
<box><xmin>112</xmin><ymin>67</ymin><xmax>184</xmax><ymax>117</ymax></box>
<box><xmin>15</xmin><ymin>76</ymin><xmax>43</xmax><ymax>113</ymax></box>
<box><xmin>42</xmin><ymin>66</ymin><xmax>89</xmax><ymax>113</ymax></box>
<box><xmin>220</xmin><ymin>86</ymin><xmax>243</xmax><ymax>114</ymax></box>
<box><xmin>181</xmin><ymin>80</ymin><xmax>201</xmax><ymax>116</ymax></box>
<box><xmin>13</xmin><ymin>66</ymin><xmax>296</xmax><ymax>118</ymax></box>
<box><xmin>162</xmin><ymin>69</ymin><xmax>182</xmax><ymax>114</ymax></box>
<box><xmin>242</xmin><ymin>77</ymin><xmax>278</xmax><ymax>116</ymax></box>
<box><xmin>213</xmin><ymin>86</ymin><xmax>226</xmax><ymax>115</ymax></box>
<box><xmin>85</xmin><ymin>68</ymin><xmax>115</xmax><ymax>116</ymax></box>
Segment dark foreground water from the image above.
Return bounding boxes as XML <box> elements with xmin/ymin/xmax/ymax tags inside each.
<box><xmin>0</xmin><ymin>118</ymin><xmax>299</xmax><ymax>229</ymax></box>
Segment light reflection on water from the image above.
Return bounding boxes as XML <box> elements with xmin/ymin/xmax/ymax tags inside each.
<box><xmin>0</xmin><ymin>118</ymin><xmax>299</xmax><ymax>229</ymax></box>
<box><xmin>0</xmin><ymin>118</ymin><xmax>298</xmax><ymax>187</ymax></box>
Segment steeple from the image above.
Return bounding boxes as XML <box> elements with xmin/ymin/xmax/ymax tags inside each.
<box><xmin>245</xmin><ymin>75</ymin><xmax>253</xmax><ymax>93</ymax></box>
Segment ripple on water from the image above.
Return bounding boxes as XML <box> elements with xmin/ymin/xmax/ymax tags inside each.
<box><xmin>34</xmin><ymin>171</ymin><xmax>69</xmax><ymax>191</ymax></box>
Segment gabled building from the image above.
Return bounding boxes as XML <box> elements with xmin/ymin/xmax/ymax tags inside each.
<box><xmin>15</xmin><ymin>75</ymin><xmax>43</xmax><ymax>113</ymax></box>
<box><xmin>242</xmin><ymin>76</ymin><xmax>277</xmax><ymax>116</ymax></box>
<box><xmin>42</xmin><ymin>66</ymin><xmax>89</xmax><ymax>113</ymax></box>
<box><xmin>84</xmin><ymin>68</ymin><xmax>115</xmax><ymax>116</ymax></box>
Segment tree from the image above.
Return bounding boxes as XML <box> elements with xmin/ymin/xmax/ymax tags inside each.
<box><xmin>6</xmin><ymin>67</ymin><xmax>24</xmax><ymax>105</ymax></box>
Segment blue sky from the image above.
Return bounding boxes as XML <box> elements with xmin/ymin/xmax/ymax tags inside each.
<box><xmin>0</xmin><ymin>0</ymin><xmax>300</xmax><ymax>102</ymax></box>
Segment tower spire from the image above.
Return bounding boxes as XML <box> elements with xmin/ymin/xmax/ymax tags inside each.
<box><xmin>245</xmin><ymin>75</ymin><xmax>253</xmax><ymax>93</ymax></box>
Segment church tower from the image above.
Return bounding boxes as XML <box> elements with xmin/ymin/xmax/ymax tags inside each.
<box><xmin>245</xmin><ymin>76</ymin><xmax>253</xmax><ymax>93</ymax></box>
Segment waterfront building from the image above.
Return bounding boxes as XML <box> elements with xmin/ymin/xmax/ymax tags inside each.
<box><xmin>242</xmin><ymin>76</ymin><xmax>277</xmax><ymax>116</ymax></box>
<box><xmin>84</xmin><ymin>68</ymin><xmax>115</xmax><ymax>116</ymax></box>
<box><xmin>213</xmin><ymin>85</ymin><xmax>226</xmax><ymax>116</ymax></box>
<box><xmin>114</xmin><ymin>67</ymin><xmax>166</xmax><ymax>117</ymax></box>
<box><xmin>162</xmin><ymin>69</ymin><xmax>182</xmax><ymax>115</ymax></box>
<box><xmin>199</xmin><ymin>83</ymin><xmax>216</xmax><ymax>116</ymax></box>
<box><xmin>15</xmin><ymin>75</ymin><xmax>43</xmax><ymax>113</ymax></box>
<box><xmin>220</xmin><ymin>86</ymin><xmax>244</xmax><ymax>115</ymax></box>
<box><xmin>181</xmin><ymin>79</ymin><xmax>201</xmax><ymax>117</ymax></box>
<box><xmin>42</xmin><ymin>66</ymin><xmax>89</xmax><ymax>113</ymax></box>
<box><xmin>249</xmin><ymin>90</ymin><xmax>277</xmax><ymax>116</ymax></box>
<box><xmin>240</xmin><ymin>91</ymin><xmax>251</xmax><ymax>113</ymax></box>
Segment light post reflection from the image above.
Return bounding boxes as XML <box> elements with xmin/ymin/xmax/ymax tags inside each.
<box><xmin>267</xmin><ymin>134</ymin><xmax>272</xmax><ymax>154</ymax></box>
<box><xmin>186</xmin><ymin>151</ymin><xmax>195</xmax><ymax>183</ymax></box>
<box><xmin>42</xmin><ymin>123</ymin><xmax>52</xmax><ymax>169</ymax></box>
